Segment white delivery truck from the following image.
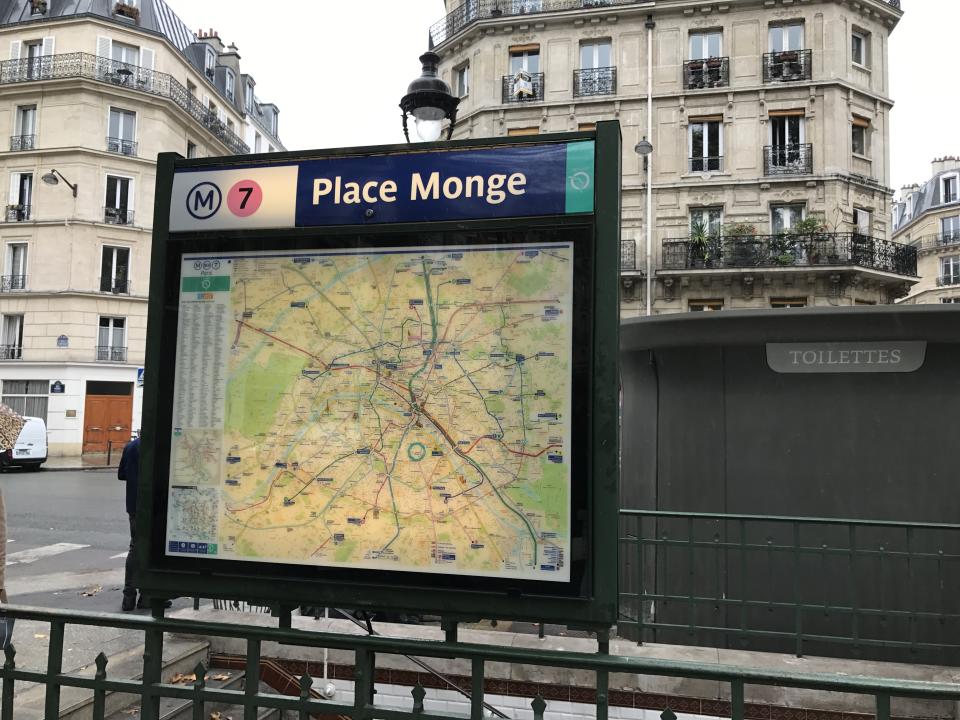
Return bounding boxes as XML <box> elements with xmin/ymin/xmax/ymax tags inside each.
<box><xmin>1</xmin><ymin>416</ymin><xmax>47</xmax><ymax>471</ymax></box>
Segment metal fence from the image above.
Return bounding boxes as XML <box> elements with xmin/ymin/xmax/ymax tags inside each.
<box><xmin>1</xmin><ymin>604</ymin><xmax>958</xmax><ymax>720</ymax></box>
<box><xmin>619</xmin><ymin>510</ymin><xmax>960</xmax><ymax>663</ymax></box>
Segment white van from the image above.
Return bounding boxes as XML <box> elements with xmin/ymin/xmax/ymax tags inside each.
<box><xmin>2</xmin><ymin>416</ymin><xmax>47</xmax><ymax>471</ymax></box>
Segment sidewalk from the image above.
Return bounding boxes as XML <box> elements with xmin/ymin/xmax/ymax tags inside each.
<box><xmin>44</xmin><ymin>453</ymin><xmax>119</xmax><ymax>471</ymax></box>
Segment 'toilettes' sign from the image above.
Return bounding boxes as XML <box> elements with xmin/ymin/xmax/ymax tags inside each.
<box><xmin>766</xmin><ymin>342</ymin><xmax>927</xmax><ymax>374</ymax></box>
<box><xmin>169</xmin><ymin>141</ymin><xmax>595</xmax><ymax>232</ymax></box>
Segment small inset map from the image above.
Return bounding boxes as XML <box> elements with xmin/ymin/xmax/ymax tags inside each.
<box><xmin>171</xmin><ymin>429</ymin><xmax>221</xmax><ymax>487</ymax></box>
<box><xmin>169</xmin><ymin>486</ymin><xmax>218</xmax><ymax>544</ymax></box>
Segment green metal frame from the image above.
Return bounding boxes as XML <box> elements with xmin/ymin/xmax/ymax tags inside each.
<box><xmin>138</xmin><ymin>123</ymin><xmax>622</xmax><ymax>630</ymax></box>
<box><xmin>2</xmin><ymin>604</ymin><xmax>959</xmax><ymax>720</ymax></box>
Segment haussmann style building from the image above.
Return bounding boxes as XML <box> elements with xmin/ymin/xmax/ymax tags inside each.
<box><xmin>0</xmin><ymin>0</ymin><xmax>284</xmax><ymax>457</ymax></box>
<box><xmin>892</xmin><ymin>157</ymin><xmax>960</xmax><ymax>305</ymax></box>
<box><xmin>427</xmin><ymin>0</ymin><xmax>916</xmax><ymax>316</ymax></box>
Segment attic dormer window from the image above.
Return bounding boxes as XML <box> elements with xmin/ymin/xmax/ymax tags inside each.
<box><xmin>30</xmin><ymin>0</ymin><xmax>48</xmax><ymax>16</ymax></box>
<box><xmin>941</xmin><ymin>174</ymin><xmax>958</xmax><ymax>205</ymax></box>
<box><xmin>225</xmin><ymin>69</ymin><xmax>235</xmax><ymax>102</ymax></box>
<box><xmin>205</xmin><ymin>48</ymin><xmax>216</xmax><ymax>78</ymax></box>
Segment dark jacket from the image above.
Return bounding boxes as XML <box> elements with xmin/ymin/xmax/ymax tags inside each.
<box><xmin>118</xmin><ymin>437</ymin><xmax>140</xmax><ymax>515</ymax></box>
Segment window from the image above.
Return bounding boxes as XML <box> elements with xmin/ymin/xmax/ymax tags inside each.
<box><xmin>770</xmin><ymin>298</ymin><xmax>807</xmax><ymax>308</ymax></box>
<box><xmin>942</xmin><ymin>256</ymin><xmax>960</xmax><ymax>285</ymax></box>
<box><xmin>254</xmin><ymin>132</ymin><xmax>262</xmax><ymax>153</ymax></box>
<box><xmin>577</xmin><ymin>40</ymin><xmax>614</xmax><ymax>95</ymax></box>
<box><xmin>24</xmin><ymin>40</ymin><xmax>43</xmax><ymax>80</ymax></box>
<box><xmin>769</xmin><ymin>22</ymin><xmax>804</xmax><ymax>52</ymax></box>
<box><xmin>205</xmin><ymin>47</ymin><xmax>216</xmax><ymax>76</ymax></box>
<box><xmin>941</xmin><ymin>175</ymin><xmax>958</xmax><ymax>205</ymax></box>
<box><xmin>941</xmin><ymin>297</ymin><xmax>960</xmax><ymax>304</ymax></box>
<box><xmin>689</xmin><ymin>117</ymin><xmax>722</xmax><ymax>172</ymax></box>
<box><xmin>853</xmin><ymin>208</ymin><xmax>871</xmax><ymax>236</ymax></box>
<box><xmin>455</xmin><ymin>64</ymin><xmax>470</xmax><ymax>98</ymax></box>
<box><xmin>5</xmin><ymin>243</ymin><xmax>27</xmax><ymax>290</ymax></box>
<box><xmin>507</xmin><ymin>127</ymin><xmax>539</xmax><ymax>136</ymax></box>
<box><xmin>224</xmin><ymin>68</ymin><xmax>236</xmax><ymax>102</ymax></box>
<box><xmin>108</xmin><ymin>107</ymin><xmax>136</xmax><ymax>155</ymax></box>
<box><xmin>7</xmin><ymin>172</ymin><xmax>33</xmax><ymax>221</ymax></box>
<box><xmin>100</xmin><ymin>246</ymin><xmax>130</xmax><ymax>293</ymax></box>
<box><xmin>580</xmin><ymin>39</ymin><xmax>611</xmax><ymax>69</ymax></box>
<box><xmin>771</xmin><ymin>204</ymin><xmax>805</xmax><ymax>233</ymax></box>
<box><xmin>941</xmin><ymin>216</ymin><xmax>960</xmax><ymax>243</ymax></box>
<box><xmin>187</xmin><ymin>80</ymin><xmax>197</xmax><ymax>97</ymax></box>
<box><xmin>104</xmin><ymin>175</ymin><xmax>133</xmax><ymax>226</ymax></box>
<box><xmin>689</xmin><ymin>31</ymin><xmax>722</xmax><ymax>60</ymax></box>
<box><xmin>1</xmin><ymin>315</ymin><xmax>23</xmax><ymax>359</ymax></box>
<box><xmin>245</xmin><ymin>82</ymin><xmax>255</xmax><ymax>113</ymax></box>
<box><xmin>851</xmin><ymin>31</ymin><xmax>868</xmax><ymax>66</ymax></box>
<box><xmin>852</xmin><ymin>117</ymin><xmax>870</xmax><ymax>156</ymax></box>
<box><xmin>509</xmin><ymin>46</ymin><xmax>540</xmax><ymax>74</ymax></box>
<box><xmin>187</xmin><ymin>141</ymin><xmax>198</xmax><ymax>159</ymax></box>
<box><xmin>690</xmin><ymin>207</ymin><xmax>723</xmax><ymax>237</ymax></box>
<box><xmin>14</xmin><ymin>105</ymin><xmax>36</xmax><ymax>150</ymax></box>
<box><xmin>97</xmin><ymin>317</ymin><xmax>126</xmax><ymax>362</ymax></box>
<box><xmin>111</xmin><ymin>41</ymin><xmax>139</xmax><ymax>66</ymax></box>
<box><xmin>689</xmin><ymin>300</ymin><xmax>723</xmax><ymax>312</ymax></box>
<box><xmin>2</xmin><ymin>380</ymin><xmax>48</xmax><ymax>419</ymax></box>
<box><xmin>770</xmin><ymin>112</ymin><xmax>804</xmax><ymax>150</ymax></box>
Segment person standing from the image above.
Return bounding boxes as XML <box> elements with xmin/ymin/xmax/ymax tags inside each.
<box><xmin>118</xmin><ymin>434</ymin><xmax>141</xmax><ymax>611</ymax></box>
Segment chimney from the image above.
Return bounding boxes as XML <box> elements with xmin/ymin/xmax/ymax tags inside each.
<box><xmin>931</xmin><ymin>156</ymin><xmax>960</xmax><ymax>176</ymax></box>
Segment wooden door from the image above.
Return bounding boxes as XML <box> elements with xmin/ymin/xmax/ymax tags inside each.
<box><xmin>83</xmin><ymin>394</ymin><xmax>132</xmax><ymax>453</ymax></box>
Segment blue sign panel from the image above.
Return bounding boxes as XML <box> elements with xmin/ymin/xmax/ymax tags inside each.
<box><xmin>295</xmin><ymin>142</ymin><xmax>594</xmax><ymax>227</ymax></box>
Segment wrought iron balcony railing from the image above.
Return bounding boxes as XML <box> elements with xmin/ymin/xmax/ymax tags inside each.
<box><xmin>104</xmin><ymin>206</ymin><xmax>134</xmax><ymax>225</ymax></box>
<box><xmin>763</xmin><ymin>49</ymin><xmax>813</xmax><ymax>83</ymax></box>
<box><xmin>100</xmin><ymin>278</ymin><xmax>131</xmax><ymax>294</ymax></box>
<box><xmin>661</xmin><ymin>233</ymin><xmax>917</xmax><ymax>276</ymax></box>
<box><xmin>96</xmin><ymin>345</ymin><xmax>127</xmax><ymax>362</ymax></box>
<box><xmin>9</xmin><ymin>134</ymin><xmax>35</xmax><ymax>151</ymax></box>
<box><xmin>106</xmin><ymin>136</ymin><xmax>137</xmax><ymax>156</ymax></box>
<box><xmin>5</xmin><ymin>204</ymin><xmax>31</xmax><ymax>222</ymax></box>
<box><xmin>0</xmin><ymin>345</ymin><xmax>22</xmax><ymax>360</ymax></box>
<box><xmin>683</xmin><ymin>57</ymin><xmax>729</xmax><ymax>89</ymax></box>
<box><xmin>621</xmin><ymin>239</ymin><xmax>637</xmax><ymax>270</ymax></box>
<box><xmin>501</xmin><ymin>72</ymin><xmax>544</xmax><ymax>103</ymax></box>
<box><xmin>573</xmin><ymin>66</ymin><xmax>616</xmax><ymax>97</ymax></box>
<box><xmin>937</xmin><ymin>275</ymin><xmax>960</xmax><ymax>287</ymax></box>
<box><xmin>1</xmin><ymin>275</ymin><xmax>26</xmax><ymax>292</ymax></box>
<box><xmin>764</xmin><ymin>143</ymin><xmax>813</xmax><ymax>175</ymax></box>
<box><xmin>689</xmin><ymin>156</ymin><xmax>723</xmax><ymax>173</ymax></box>
<box><xmin>430</xmin><ymin>0</ymin><xmax>636</xmax><ymax>46</ymax></box>
<box><xmin>0</xmin><ymin>53</ymin><xmax>249</xmax><ymax>154</ymax></box>
<box><xmin>937</xmin><ymin>231</ymin><xmax>960</xmax><ymax>246</ymax></box>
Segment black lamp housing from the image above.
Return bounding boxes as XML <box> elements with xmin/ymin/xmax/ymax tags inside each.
<box><xmin>400</xmin><ymin>51</ymin><xmax>460</xmax><ymax>143</ymax></box>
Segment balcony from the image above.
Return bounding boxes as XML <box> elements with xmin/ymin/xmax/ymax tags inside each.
<box><xmin>763</xmin><ymin>49</ymin><xmax>812</xmax><ymax>83</ymax></box>
<box><xmin>0</xmin><ymin>53</ymin><xmax>249</xmax><ymax>154</ymax></box>
<box><xmin>5</xmin><ymin>204</ymin><xmax>31</xmax><ymax>222</ymax></box>
<box><xmin>502</xmin><ymin>72</ymin><xmax>544</xmax><ymax>103</ymax></box>
<box><xmin>104</xmin><ymin>207</ymin><xmax>134</xmax><ymax>226</ymax></box>
<box><xmin>684</xmin><ymin>57</ymin><xmax>729</xmax><ymax>90</ymax></box>
<box><xmin>106</xmin><ymin>136</ymin><xmax>137</xmax><ymax>156</ymax></box>
<box><xmin>661</xmin><ymin>233</ymin><xmax>917</xmax><ymax>276</ymax></box>
<box><xmin>10</xmin><ymin>134</ymin><xmax>35</xmax><ymax>151</ymax></box>
<box><xmin>621</xmin><ymin>239</ymin><xmax>636</xmax><ymax>270</ymax></box>
<box><xmin>689</xmin><ymin>156</ymin><xmax>724</xmax><ymax>173</ymax></box>
<box><xmin>0</xmin><ymin>345</ymin><xmax>22</xmax><ymax>360</ymax></box>
<box><xmin>1</xmin><ymin>275</ymin><xmax>26</xmax><ymax>292</ymax></box>
<box><xmin>573</xmin><ymin>67</ymin><xmax>616</xmax><ymax>97</ymax></box>
<box><xmin>937</xmin><ymin>231</ymin><xmax>960</xmax><ymax>247</ymax></box>
<box><xmin>430</xmin><ymin>0</ymin><xmax>636</xmax><ymax>46</ymax></box>
<box><xmin>96</xmin><ymin>345</ymin><xmax>127</xmax><ymax>362</ymax></box>
<box><xmin>764</xmin><ymin>144</ymin><xmax>813</xmax><ymax>176</ymax></box>
<box><xmin>937</xmin><ymin>275</ymin><xmax>960</xmax><ymax>287</ymax></box>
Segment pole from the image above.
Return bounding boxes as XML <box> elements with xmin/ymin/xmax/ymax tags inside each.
<box><xmin>645</xmin><ymin>15</ymin><xmax>655</xmax><ymax>316</ymax></box>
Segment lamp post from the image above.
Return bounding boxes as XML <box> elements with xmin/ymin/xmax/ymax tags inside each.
<box><xmin>41</xmin><ymin>169</ymin><xmax>78</xmax><ymax>198</ymax></box>
<box><xmin>400</xmin><ymin>51</ymin><xmax>460</xmax><ymax>143</ymax></box>
<box><xmin>634</xmin><ymin>138</ymin><xmax>653</xmax><ymax>316</ymax></box>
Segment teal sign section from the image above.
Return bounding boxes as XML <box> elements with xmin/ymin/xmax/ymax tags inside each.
<box><xmin>565</xmin><ymin>141</ymin><xmax>596</xmax><ymax>214</ymax></box>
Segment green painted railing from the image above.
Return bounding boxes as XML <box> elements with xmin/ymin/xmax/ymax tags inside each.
<box><xmin>619</xmin><ymin>510</ymin><xmax>960</xmax><ymax>662</ymax></box>
<box><xmin>1</xmin><ymin>604</ymin><xmax>960</xmax><ymax>720</ymax></box>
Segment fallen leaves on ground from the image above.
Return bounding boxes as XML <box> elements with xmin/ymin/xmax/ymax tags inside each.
<box><xmin>209</xmin><ymin>712</ymin><xmax>233</xmax><ymax>719</ymax></box>
<box><xmin>168</xmin><ymin>672</ymin><xmax>232</xmax><ymax>684</ymax></box>
<box><xmin>207</xmin><ymin>672</ymin><xmax>231</xmax><ymax>681</ymax></box>
<box><xmin>79</xmin><ymin>585</ymin><xmax>102</xmax><ymax>597</ymax></box>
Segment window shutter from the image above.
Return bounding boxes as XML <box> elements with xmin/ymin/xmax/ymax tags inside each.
<box><xmin>126</xmin><ymin>178</ymin><xmax>135</xmax><ymax>212</ymax></box>
<box><xmin>9</xmin><ymin>174</ymin><xmax>20</xmax><ymax>205</ymax></box>
<box><xmin>852</xmin><ymin>116</ymin><xmax>871</xmax><ymax>128</ymax></box>
<box><xmin>9</xmin><ymin>41</ymin><xmax>21</xmax><ymax>60</ymax></box>
<box><xmin>41</xmin><ymin>37</ymin><xmax>54</xmax><ymax>56</ymax></box>
<box><xmin>139</xmin><ymin>47</ymin><xmax>154</xmax><ymax>71</ymax></box>
<box><xmin>96</xmin><ymin>36</ymin><xmax>111</xmax><ymax>59</ymax></box>
<box><xmin>768</xmin><ymin>109</ymin><xmax>805</xmax><ymax>117</ymax></box>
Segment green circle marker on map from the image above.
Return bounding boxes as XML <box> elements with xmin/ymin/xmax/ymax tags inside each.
<box><xmin>407</xmin><ymin>442</ymin><xmax>426</xmax><ymax>462</ymax></box>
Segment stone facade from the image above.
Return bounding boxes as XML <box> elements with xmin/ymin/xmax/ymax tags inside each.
<box><xmin>429</xmin><ymin>0</ymin><xmax>914</xmax><ymax>316</ymax></box>
<box><xmin>0</xmin><ymin>3</ymin><xmax>283</xmax><ymax>456</ymax></box>
<box><xmin>892</xmin><ymin>157</ymin><xmax>960</xmax><ymax>305</ymax></box>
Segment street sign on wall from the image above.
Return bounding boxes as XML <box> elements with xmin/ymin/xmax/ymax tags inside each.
<box><xmin>140</xmin><ymin>126</ymin><xmax>621</xmax><ymax>628</ymax></box>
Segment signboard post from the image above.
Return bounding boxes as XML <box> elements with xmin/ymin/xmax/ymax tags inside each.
<box><xmin>137</xmin><ymin>124</ymin><xmax>621</xmax><ymax>629</ymax></box>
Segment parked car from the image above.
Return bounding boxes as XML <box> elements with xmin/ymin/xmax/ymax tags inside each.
<box><xmin>1</xmin><ymin>416</ymin><xmax>47</xmax><ymax>471</ymax></box>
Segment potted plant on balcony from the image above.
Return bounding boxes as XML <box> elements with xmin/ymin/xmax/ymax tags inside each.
<box><xmin>114</xmin><ymin>1</ymin><xmax>140</xmax><ymax>21</ymax></box>
<box><xmin>722</xmin><ymin>222</ymin><xmax>758</xmax><ymax>266</ymax></box>
<box><xmin>30</xmin><ymin>0</ymin><xmax>47</xmax><ymax>14</ymax></box>
<box><xmin>689</xmin><ymin>219</ymin><xmax>712</xmax><ymax>268</ymax></box>
<box><xmin>788</xmin><ymin>216</ymin><xmax>827</xmax><ymax>265</ymax></box>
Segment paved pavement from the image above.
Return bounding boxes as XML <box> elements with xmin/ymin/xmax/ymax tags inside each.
<box><xmin>43</xmin><ymin>453</ymin><xmax>119</xmax><ymax>471</ymax></box>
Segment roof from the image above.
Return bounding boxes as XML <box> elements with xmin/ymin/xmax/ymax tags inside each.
<box><xmin>892</xmin><ymin>166</ymin><xmax>960</xmax><ymax>234</ymax></box>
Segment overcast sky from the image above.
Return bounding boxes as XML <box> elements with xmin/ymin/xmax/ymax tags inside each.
<box><xmin>170</xmin><ymin>1</ymin><xmax>949</xmax><ymax>197</ymax></box>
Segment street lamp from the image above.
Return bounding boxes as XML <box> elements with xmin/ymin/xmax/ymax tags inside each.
<box><xmin>634</xmin><ymin>138</ymin><xmax>654</xmax><ymax>316</ymax></box>
<box><xmin>400</xmin><ymin>51</ymin><xmax>460</xmax><ymax>143</ymax></box>
<box><xmin>42</xmin><ymin>169</ymin><xmax>78</xmax><ymax>198</ymax></box>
